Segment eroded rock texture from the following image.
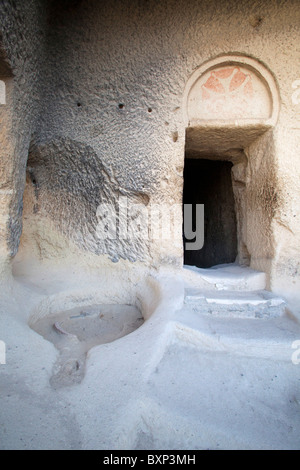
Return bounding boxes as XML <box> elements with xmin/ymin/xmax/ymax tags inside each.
<box><xmin>0</xmin><ymin>0</ymin><xmax>299</xmax><ymax>307</ymax></box>
<box><xmin>25</xmin><ymin>137</ymin><xmax>151</xmax><ymax>262</ymax></box>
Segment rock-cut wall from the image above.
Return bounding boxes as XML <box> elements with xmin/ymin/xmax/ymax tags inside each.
<box><xmin>0</xmin><ymin>0</ymin><xmax>299</xmax><ymax>315</ymax></box>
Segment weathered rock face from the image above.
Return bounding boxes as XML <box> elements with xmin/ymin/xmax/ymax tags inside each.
<box><xmin>25</xmin><ymin>137</ymin><xmax>151</xmax><ymax>263</ymax></box>
<box><xmin>0</xmin><ymin>0</ymin><xmax>46</xmax><ymax>275</ymax></box>
<box><xmin>0</xmin><ymin>0</ymin><xmax>299</xmax><ymax>313</ymax></box>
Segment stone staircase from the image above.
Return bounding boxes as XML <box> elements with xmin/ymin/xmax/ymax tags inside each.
<box><xmin>184</xmin><ymin>288</ymin><xmax>287</xmax><ymax>319</ymax></box>
<box><xmin>182</xmin><ymin>264</ymin><xmax>287</xmax><ymax>319</ymax></box>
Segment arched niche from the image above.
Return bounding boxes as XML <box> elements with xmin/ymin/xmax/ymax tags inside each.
<box><xmin>183</xmin><ymin>55</ymin><xmax>279</xmax><ymax>129</ymax></box>
<box><xmin>181</xmin><ymin>55</ymin><xmax>280</xmax><ymax>283</ymax></box>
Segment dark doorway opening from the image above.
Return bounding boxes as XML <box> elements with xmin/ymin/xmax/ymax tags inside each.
<box><xmin>183</xmin><ymin>158</ymin><xmax>237</xmax><ymax>268</ymax></box>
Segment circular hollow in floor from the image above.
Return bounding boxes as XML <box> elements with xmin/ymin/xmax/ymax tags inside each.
<box><xmin>31</xmin><ymin>303</ymin><xmax>144</xmax><ymax>388</ymax></box>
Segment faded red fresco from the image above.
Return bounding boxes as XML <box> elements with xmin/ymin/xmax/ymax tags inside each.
<box><xmin>201</xmin><ymin>67</ymin><xmax>254</xmax><ymax>116</ymax></box>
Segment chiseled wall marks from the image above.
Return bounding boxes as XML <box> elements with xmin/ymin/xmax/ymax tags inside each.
<box><xmin>1</xmin><ymin>0</ymin><xmax>300</xmax><ymax>308</ymax></box>
<box><xmin>0</xmin><ymin>0</ymin><xmax>47</xmax><ymax>278</ymax></box>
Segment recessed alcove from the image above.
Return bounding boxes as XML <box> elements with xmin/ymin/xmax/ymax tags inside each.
<box><xmin>183</xmin><ymin>158</ymin><xmax>237</xmax><ymax>268</ymax></box>
<box><xmin>0</xmin><ymin>45</ymin><xmax>14</xmax><ymax>264</ymax></box>
<box><xmin>182</xmin><ymin>56</ymin><xmax>280</xmax><ymax>280</ymax></box>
